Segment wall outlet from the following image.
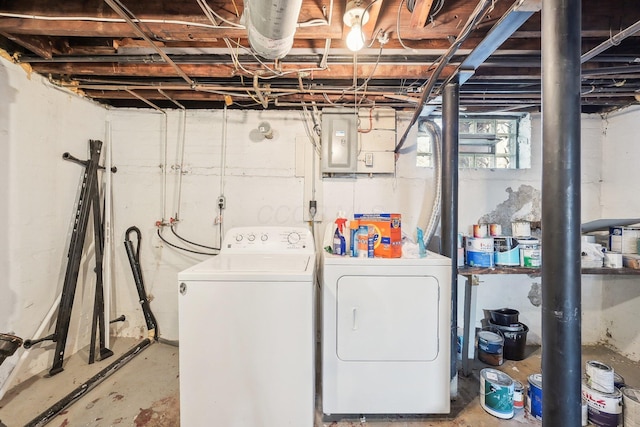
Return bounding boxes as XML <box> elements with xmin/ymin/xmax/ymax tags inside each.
<box><xmin>365</xmin><ymin>152</ymin><xmax>374</xmax><ymax>166</ymax></box>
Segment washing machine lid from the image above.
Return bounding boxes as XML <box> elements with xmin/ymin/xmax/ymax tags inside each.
<box><xmin>178</xmin><ymin>253</ymin><xmax>315</xmax><ymax>281</ymax></box>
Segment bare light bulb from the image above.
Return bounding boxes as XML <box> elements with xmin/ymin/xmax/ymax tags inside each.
<box><xmin>346</xmin><ymin>22</ymin><xmax>365</xmax><ymax>51</ymax></box>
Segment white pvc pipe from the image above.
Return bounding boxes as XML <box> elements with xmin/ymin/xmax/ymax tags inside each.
<box><xmin>0</xmin><ymin>293</ymin><xmax>62</xmax><ymax>400</ymax></box>
<box><xmin>174</xmin><ymin>108</ymin><xmax>187</xmax><ymax>220</ymax></box>
<box><xmin>218</xmin><ymin>106</ymin><xmax>228</xmax><ymax>240</ymax></box>
<box><xmin>162</xmin><ymin>113</ymin><xmax>169</xmax><ymax>223</ymax></box>
<box><xmin>581</xmin><ymin>19</ymin><xmax>640</xmax><ymax>63</ymax></box>
<box><xmin>103</xmin><ymin>122</ymin><xmax>112</xmax><ymax>348</ymax></box>
<box><xmin>220</xmin><ymin>106</ymin><xmax>227</xmax><ymax>198</ymax></box>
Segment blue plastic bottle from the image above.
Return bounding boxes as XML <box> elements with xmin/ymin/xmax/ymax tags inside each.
<box><xmin>333</xmin><ymin>216</ymin><xmax>347</xmax><ymax>256</ymax></box>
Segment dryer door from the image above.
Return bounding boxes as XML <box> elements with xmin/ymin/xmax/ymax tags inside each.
<box><xmin>336</xmin><ymin>275</ymin><xmax>440</xmax><ymax>361</ymax></box>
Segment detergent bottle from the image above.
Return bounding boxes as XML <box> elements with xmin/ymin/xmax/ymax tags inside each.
<box><xmin>333</xmin><ymin>213</ymin><xmax>347</xmax><ymax>256</ymax></box>
<box><xmin>349</xmin><ymin>219</ymin><xmax>360</xmax><ymax>257</ymax></box>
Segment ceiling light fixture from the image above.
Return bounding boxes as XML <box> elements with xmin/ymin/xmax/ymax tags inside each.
<box><xmin>343</xmin><ymin>1</ymin><xmax>370</xmax><ymax>52</ymax></box>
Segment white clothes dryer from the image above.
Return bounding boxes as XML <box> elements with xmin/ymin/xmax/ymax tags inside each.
<box><xmin>178</xmin><ymin>226</ymin><xmax>316</xmax><ymax>427</ymax></box>
<box><xmin>321</xmin><ymin>250</ymin><xmax>451</xmax><ymax>415</ymax></box>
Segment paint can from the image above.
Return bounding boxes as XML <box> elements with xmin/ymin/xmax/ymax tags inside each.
<box><xmin>613</xmin><ymin>372</ymin><xmax>625</xmax><ymax>390</ymax></box>
<box><xmin>466</xmin><ymin>237</ymin><xmax>495</xmax><ymax>267</ymax></box>
<box><xmin>582</xmin><ymin>380</ymin><xmax>623</xmax><ymax>427</ymax></box>
<box><xmin>494</xmin><ymin>237</ymin><xmax>520</xmax><ymax>266</ymax></box>
<box><xmin>512</xmin><ymin>221</ymin><xmax>532</xmax><ymax>237</ymax></box>
<box><xmin>513</xmin><ymin>380</ymin><xmax>524</xmax><ymax>410</ymax></box>
<box><xmin>623</xmin><ymin>387</ymin><xmax>640</xmax><ymax>427</ymax></box>
<box><xmin>527</xmin><ymin>373</ymin><xmax>543</xmax><ymax>420</ymax></box>
<box><xmin>480</xmin><ymin>368</ymin><xmax>514</xmax><ymax>419</ymax></box>
<box><xmin>477</xmin><ymin>329</ymin><xmax>504</xmax><ymax>366</ymax></box>
<box><xmin>473</xmin><ymin>223</ymin><xmax>489</xmax><ymax>238</ymax></box>
<box><xmin>585</xmin><ymin>360</ymin><xmax>615</xmax><ymax>394</ymax></box>
<box><xmin>583</xmin><ymin>398</ymin><xmax>589</xmax><ymax>426</ymax></box>
<box><xmin>489</xmin><ymin>223</ymin><xmax>502</xmax><ymax>237</ymax></box>
<box><xmin>519</xmin><ymin>237</ymin><xmax>541</xmax><ymax>268</ymax></box>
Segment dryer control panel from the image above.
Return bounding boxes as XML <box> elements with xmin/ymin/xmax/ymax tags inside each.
<box><xmin>223</xmin><ymin>226</ymin><xmax>314</xmax><ymax>253</ymax></box>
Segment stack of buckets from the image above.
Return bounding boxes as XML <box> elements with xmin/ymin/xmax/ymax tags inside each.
<box><xmin>477</xmin><ymin>308</ymin><xmax>530</xmax><ymax>420</ymax></box>
<box><xmin>477</xmin><ymin>308</ymin><xmax>528</xmax><ymax>366</ymax></box>
<box><xmin>519</xmin><ymin>362</ymin><xmax>640</xmax><ymax>425</ymax></box>
<box><xmin>581</xmin><ymin>360</ymin><xmax>640</xmax><ymax>427</ymax></box>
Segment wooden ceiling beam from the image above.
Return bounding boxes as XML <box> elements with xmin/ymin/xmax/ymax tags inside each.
<box><xmin>363</xmin><ymin>0</ymin><xmax>384</xmax><ymax>39</ymax></box>
<box><xmin>0</xmin><ymin>18</ymin><xmax>342</xmax><ymax>40</ymax></box>
<box><xmin>82</xmin><ymin>89</ymin><xmax>411</xmax><ymax>105</ymax></box>
<box><xmin>0</xmin><ymin>17</ymin><xmax>235</xmax><ymax>40</ymax></box>
<box><xmin>409</xmin><ymin>0</ymin><xmax>435</xmax><ymax>29</ymax></box>
<box><xmin>31</xmin><ymin>62</ymin><xmax>456</xmax><ymax>79</ymax></box>
<box><xmin>0</xmin><ymin>31</ymin><xmax>55</xmax><ymax>59</ymax></box>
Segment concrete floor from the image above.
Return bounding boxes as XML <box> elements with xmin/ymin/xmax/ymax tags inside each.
<box><xmin>0</xmin><ymin>340</ymin><xmax>638</xmax><ymax>426</ymax></box>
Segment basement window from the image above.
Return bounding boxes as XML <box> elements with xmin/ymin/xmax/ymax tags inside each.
<box><xmin>416</xmin><ymin>114</ymin><xmax>531</xmax><ymax>169</ymax></box>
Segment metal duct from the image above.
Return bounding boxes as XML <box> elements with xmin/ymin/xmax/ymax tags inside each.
<box><xmin>246</xmin><ymin>0</ymin><xmax>303</xmax><ymax>60</ymax></box>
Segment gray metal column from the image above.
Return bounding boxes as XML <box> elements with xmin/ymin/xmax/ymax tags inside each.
<box><xmin>441</xmin><ymin>80</ymin><xmax>459</xmax><ymax>380</ymax></box>
<box><xmin>541</xmin><ymin>0</ymin><xmax>582</xmax><ymax>425</ymax></box>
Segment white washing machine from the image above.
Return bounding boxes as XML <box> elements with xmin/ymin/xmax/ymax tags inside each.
<box><xmin>322</xmin><ymin>250</ymin><xmax>451</xmax><ymax>415</ymax></box>
<box><xmin>178</xmin><ymin>226</ymin><xmax>316</xmax><ymax>427</ymax></box>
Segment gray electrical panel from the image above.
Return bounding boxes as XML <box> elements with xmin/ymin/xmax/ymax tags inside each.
<box><xmin>321</xmin><ymin>108</ymin><xmax>357</xmax><ymax>173</ymax></box>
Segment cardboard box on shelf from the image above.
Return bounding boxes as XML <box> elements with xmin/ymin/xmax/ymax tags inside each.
<box><xmin>609</xmin><ymin>227</ymin><xmax>640</xmax><ymax>254</ymax></box>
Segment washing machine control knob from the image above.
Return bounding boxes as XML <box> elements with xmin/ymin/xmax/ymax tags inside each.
<box><xmin>235</xmin><ymin>234</ymin><xmax>243</xmax><ymax>242</ymax></box>
<box><xmin>287</xmin><ymin>232</ymin><xmax>301</xmax><ymax>244</ymax></box>
<box><xmin>247</xmin><ymin>234</ymin><xmax>256</xmax><ymax>242</ymax></box>
<box><xmin>261</xmin><ymin>234</ymin><xmax>268</xmax><ymax>241</ymax></box>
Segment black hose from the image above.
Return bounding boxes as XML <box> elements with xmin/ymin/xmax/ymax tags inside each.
<box><xmin>156</xmin><ymin>228</ymin><xmax>218</xmax><ymax>256</ymax></box>
<box><xmin>170</xmin><ymin>224</ymin><xmax>220</xmax><ymax>251</ymax></box>
<box><xmin>124</xmin><ymin>227</ymin><xmax>158</xmax><ymax>335</ymax></box>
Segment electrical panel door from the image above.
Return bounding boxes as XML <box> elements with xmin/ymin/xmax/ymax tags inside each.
<box><xmin>321</xmin><ymin>108</ymin><xmax>357</xmax><ymax>173</ymax></box>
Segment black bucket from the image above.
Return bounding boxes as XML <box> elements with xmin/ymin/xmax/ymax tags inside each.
<box><xmin>500</xmin><ymin>323</ymin><xmax>528</xmax><ymax>361</ymax></box>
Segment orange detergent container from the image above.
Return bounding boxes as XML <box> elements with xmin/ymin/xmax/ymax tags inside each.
<box><xmin>353</xmin><ymin>213</ymin><xmax>402</xmax><ymax>258</ymax></box>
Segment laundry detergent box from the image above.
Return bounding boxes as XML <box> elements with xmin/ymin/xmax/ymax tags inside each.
<box><xmin>353</xmin><ymin>213</ymin><xmax>402</xmax><ymax>258</ymax></box>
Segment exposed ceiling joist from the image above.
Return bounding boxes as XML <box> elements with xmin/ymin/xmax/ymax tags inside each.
<box><xmin>409</xmin><ymin>0</ymin><xmax>435</xmax><ymax>29</ymax></box>
<box><xmin>0</xmin><ymin>0</ymin><xmax>638</xmax><ymax>113</ymax></box>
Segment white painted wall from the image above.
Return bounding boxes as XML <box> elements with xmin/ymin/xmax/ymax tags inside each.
<box><xmin>456</xmin><ymin>113</ymin><xmax>606</xmax><ymax>347</ymax></box>
<box><xmin>3</xmin><ymin>53</ymin><xmax>640</xmax><ymax>392</ymax></box>
<box><xmin>599</xmin><ymin>105</ymin><xmax>640</xmax><ymax>361</ymax></box>
<box><xmin>0</xmin><ymin>58</ymin><xmax>107</xmax><ymax>386</ymax></box>
<box><xmin>104</xmin><ymin>109</ymin><xmax>442</xmax><ymax>343</ymax></box>
<box><xmin>103</xmin><ymin>108</ymin><xmax>609</xmax><ymax>349</ymax></box>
